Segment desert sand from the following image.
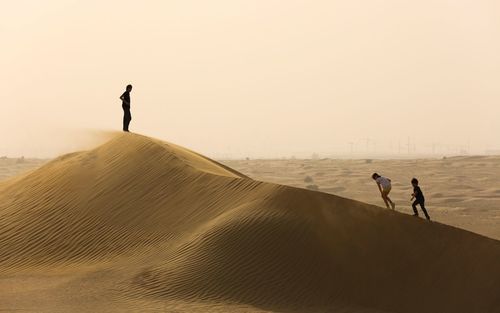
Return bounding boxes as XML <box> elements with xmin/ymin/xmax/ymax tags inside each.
<box><xmin>0</xmin><ymin>156</ymin><xmax>47</xmax><ymax>182</ymax></box>
<box><xmin>1</xmin><ymin>133</ymin><xmax>500</xmax><ymax>313</ymax></box>
<box><xmin>223</xmin><ymin>156</ymin><xmax>500</xmax><ymax>241</ymax></box>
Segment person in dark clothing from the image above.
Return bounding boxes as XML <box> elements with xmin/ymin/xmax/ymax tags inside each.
<box><xmin>411</xmin><ymin>178</ymin><xmax>430</xmax><ymax>220</ymax></box>
<box><xmin>120</xmin><ymin>84</ymin><xmax>133</xmax><ymax>132</ymax></box>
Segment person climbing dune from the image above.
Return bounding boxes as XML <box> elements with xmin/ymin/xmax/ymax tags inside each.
<box><xmin>411</xmin><ymin>178</ymin><xmax>431</xmax><ymax>220</ymax></box>
<box><xmin>372</xmin><ymin>173</ymin><xmax>396</xmax><ymax>210</ymax></box>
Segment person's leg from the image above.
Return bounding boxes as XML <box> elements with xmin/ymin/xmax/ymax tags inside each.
<box><xmin>386</xmin><ymin>195</ymin><xmax>395</xmax><ymax>208</ymax></box>
<box><xmin>124</xmin><ymin>109</ymin><xmax>131</xmax><ymax>131</ymax></box>
<box><xmin>381</xmin><ymin>192</ymin><xmax>390</xmax><ymax>208</ymax></box>
<box><xmin>127</xmin><ymin>110</ymin><xmax>132</xmax><ymax>130</ymax></box>
<box><xmin>123</xmin><ymin>108</ymin><xmax>127</xmax><ymax>131</ymax></box>
<box><xmin>412</xmin><ymin>200</ymin><xmax>419</xmax><ymax>216</ymax></box>
<box><xmin>381</xmin><ymin>190</ymin><xmax>392</xmax><ymax>209</ymax></box>
<box><xmin>420</xmin><ymin>201</ymin><xmax>431</xmax><ymax>220</ymax></box>
<box><xmin>385</xmin><ymin>187</ymin><xmax>395</xmax><ymax>209</ymax></box>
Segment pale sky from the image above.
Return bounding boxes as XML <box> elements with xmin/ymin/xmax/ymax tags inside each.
<box><xmin>2</xmin><ymin>0</ymin><xmax>500</xmax><ymax>158</ymax></box>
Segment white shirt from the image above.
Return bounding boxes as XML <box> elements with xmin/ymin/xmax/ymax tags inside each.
<box><xmin>376</xmin><ymin>176</ymin><xmax>391</xmax><ymax>189</ymax></box>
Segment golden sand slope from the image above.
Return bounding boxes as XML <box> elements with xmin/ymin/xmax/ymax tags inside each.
<box><xmin>1</xmin><ymin>133</ymin><xmax>499</xmax><ymax>313</ymax></box>
<box><xmin>222</xmin><ymin>157</ymin><xmax>500</xmax><ymax>240</ymax></box>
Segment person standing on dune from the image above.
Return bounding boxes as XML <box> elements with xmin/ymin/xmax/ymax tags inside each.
<box><xmin>120</xmin><ymin>84</ymin><xmax>133</xmax><ymax>132</ymax></box>
<box><xmin>372</xmin><ymin>173</ymin><xmax>396</xmax><ymax>210</ymax></box>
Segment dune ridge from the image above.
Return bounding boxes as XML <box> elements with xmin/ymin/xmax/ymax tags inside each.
<box><xmin>1</xmin><ymin>133</ymin><xmax>499</xmax><ymax>313</ymax></box>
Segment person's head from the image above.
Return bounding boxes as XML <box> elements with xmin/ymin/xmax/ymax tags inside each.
<box><xmin>411</xmin><ymin>178</ymin><xmax>419</xmax><ymax>186</ymax></box>
<box><xmin>126</xmin><ymin>84</ymin><xmax>133</xmax><ymax>92</ymax></box>
<box><xmin>372</xmin><ymin>173</ymin><xmax>380</xmax><ymax>180</ymax></box>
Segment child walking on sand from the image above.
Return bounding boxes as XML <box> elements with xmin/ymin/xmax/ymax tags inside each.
<box><xmin>411</xmin><ymin>178</ymin><xmax>431</xmax><ymax>220</ymax></box>
<box><xmin>372</xmin><ymin>173</ymin><xmax>396</xmax><ymax>210</ymax></box>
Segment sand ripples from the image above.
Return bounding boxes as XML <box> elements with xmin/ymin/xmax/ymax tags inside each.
<box><xmin>1</xmin><ymin>133</ymin><xmax>500</xmax><ymax>313</ymax></box>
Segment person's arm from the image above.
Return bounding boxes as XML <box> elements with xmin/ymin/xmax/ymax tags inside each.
<box><xmin>119</xmin><ymin>93</ymin><xmax>130</xmax><ymax>105</ymax></box>
<box><xmin>377</xmin><ymin>183</ymin><xmax>383</xmax><ymax>194</ymax></box>
<box><xmin>120</xmin><ymin>92</ymin><xmax>128</xmax><ymax>102</ymax></box>
<box><xmin>412</xmin><ymin>187</ymin><xmax>421</xmax><ymax>200</ymax></box>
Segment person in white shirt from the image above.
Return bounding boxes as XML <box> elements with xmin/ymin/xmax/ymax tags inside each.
<box><xmin>372</xmin><ymin>173</ymin><xmax>396</xmax><ymax>210</ymax></box>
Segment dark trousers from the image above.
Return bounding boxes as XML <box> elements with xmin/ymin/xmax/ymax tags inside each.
<box><xmin>412</xmin><ymin>199</ymin><xmax>430</xmax><ymax>220</ymax></box>
<box><xmin>123</xmin><ymin>107</ymin><xmax>131</xmax><ymax>131</ymax></box>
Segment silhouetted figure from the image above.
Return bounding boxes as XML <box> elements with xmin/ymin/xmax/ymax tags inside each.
<box><xmin>120</xmin><ymin>84</ymin><xmax>133</xmax><ymax>132</ymax></box>
<box><xmin>411</xmin><ymin>178</ymin><xmax>430</xmax><ymax>220</ymax></box>
<box><xmin>372</xmin><ymin>173</ymin><xmax>396</xmax><ymax>210</ymax></box>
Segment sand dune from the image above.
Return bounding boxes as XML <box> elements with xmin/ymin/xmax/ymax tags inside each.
<box><xmin>1</xmin><ymin>133</ymin><xmax>500</xmax><ymax>313</ymax></box>
<box><xmin>223</xmin><ymin>156</ymin><xmax>500</xmax><ymax>240</ymax></box>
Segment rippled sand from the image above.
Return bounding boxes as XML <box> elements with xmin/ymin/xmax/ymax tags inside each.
<box><xmin>223</xmin><ymin>156</ymin><xmax>500</xmax><ymax>240</ymax></box>
<box><xmin>1</xmin><ymin>134</ymin><xmax>499</xmax><ymax>313</ymax></box>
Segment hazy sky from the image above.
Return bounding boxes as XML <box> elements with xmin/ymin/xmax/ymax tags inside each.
<box><xmin>2</xmin><ymin>1</ymin><xmax>500</xmax><ymax>158</ymax></box>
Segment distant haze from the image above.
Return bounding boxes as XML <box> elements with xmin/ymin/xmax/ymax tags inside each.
<box><xmin>3</xmin><ymin>1</ymin><xmax>500</xmax><ymax>158</ymax></box>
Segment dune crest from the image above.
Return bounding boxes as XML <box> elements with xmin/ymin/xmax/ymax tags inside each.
<box><xmin>1</xmin><ymin>133</ymin><xmax>499</xmax><ymax>313</ymax></box>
